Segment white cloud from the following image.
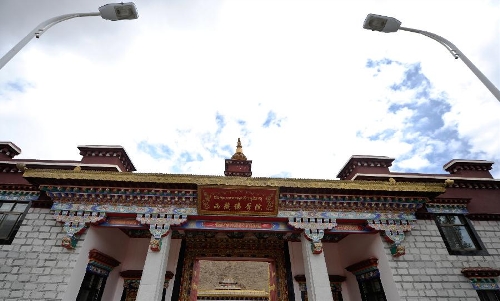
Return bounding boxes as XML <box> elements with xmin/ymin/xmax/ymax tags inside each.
<box><xmin>0</xmin><ymin>0</ymin><xmax>499</xmax><ymax>179</ymax></box>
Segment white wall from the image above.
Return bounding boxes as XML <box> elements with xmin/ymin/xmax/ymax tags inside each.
<box><xmin>0</xmin><ymin>208</ymin><xmax>89</xmax><ymax>300</ymax></box>
<box><xmin>337</xmin><ymin>233</ymin><xmax>399</xmax><ymax>301</ymax></box>
<box><xmin>63</xmin><ymin>226</ymin><xmax>130</xmax><ymax>301</ymax></box>
<box><xmin>108</xmin><ymin>236</ymin><xmax>182</xmax><ymax>301</ymax></box>
<box><xmin>64</xmin><ymin>230</ymin><xmax>399</xmax><ymax>301</ymax></box>
<box><xmin>385</xmin><ymin>219</ymin><xmax>500</xmax><ymax>300</ymax></box>
<box><xmin>289</xmin><ymin>236</ymin><xmax>399</xmax><ymax>301</ymax></box>
<box><xmin>323</xmin><ymin>242</ymin><xmax>352</xmax><ymax>301</ymax></box>
<box><xmin>110</xmin><ymin>236</ymin><xmax>150</xmax><ymax>300</ymax></box>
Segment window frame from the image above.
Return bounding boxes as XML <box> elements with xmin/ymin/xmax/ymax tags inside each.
<box><xmin>76</xmin><ymin>271</ymin><xmax>108</xmax><ymax>301</ymax></box>
<box><xmin>358</xmin><ymin>276</ymin><xmax>387</xmax><ymax>301</ymax></box>
<box><xmin>434</xmin><ymin>214</ymin><xmax>488</xmax><ymax>256</ymax></box>
<box><xmin>346</xmin><ymin>258</ymin><xmax>387</xmax><ymax>301</ymax></box>
<box><xmin>0</xmin><ymin>200</ymin><xmax>31</xmax><ymax>245</ymax></box>
<box><xmin>76</xmin><ymin>249</ymin><xmax>120</xmax><ymax>301</ymax></box>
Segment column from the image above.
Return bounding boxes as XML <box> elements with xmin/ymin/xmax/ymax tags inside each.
<box><xmin>301</xmin><ymin>233</ymin><xmax>333</xmax><ymax>301</ymax></box>
<box><xmin>136</xmin><ymin>233</ymin><xmax>172</xmax><ymax>301</ymax></box>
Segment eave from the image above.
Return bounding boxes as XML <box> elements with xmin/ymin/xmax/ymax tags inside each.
<box><xmin>23</xmin><ymin>169</ymin><xmax>446</xmax><ymax>196</ymax></box>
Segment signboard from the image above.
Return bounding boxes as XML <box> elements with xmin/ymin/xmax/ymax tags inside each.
<box><xmin>198</xmin><ymin>186</ymin><xmax>278</xmax><ymax>216</ymax></box>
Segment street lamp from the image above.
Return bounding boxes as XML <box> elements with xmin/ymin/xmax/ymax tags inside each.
<box><xmin>363</xmin><ymin>14</ymin><xmax>500</xmax><ymax>103</ymax></box>
<box><xmin>0</xmin><ymin>2</ymin><xmax>138</xmax><ymax>70</ymax></box>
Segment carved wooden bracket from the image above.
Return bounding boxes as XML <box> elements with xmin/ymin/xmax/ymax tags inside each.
<box><xmin>367</xmin><ymin>219</ymin><xmax>412</xmax><ymax>257</ymax></box>
<box><xmin>288</xmin><ymin>217</ymin><xmax>337</xmax><ymax>255</ymax></box>
<box><xmin>54</xmin><ymin>210</ymin><xmax>106</xmax><ymax>249</ymax></box>
<box><xmin>137</xmin><ymin>214</ymin><xmax>187</xmax><ymax>251</ymax></box>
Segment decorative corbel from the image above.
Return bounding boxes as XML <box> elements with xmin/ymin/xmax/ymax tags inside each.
<box><xmin>137</xmin><ymin>214</ymin><xmax>187</xmax><ymax>251</ymax></box>
<box><xmin>148</xmin><ymin>224</ymin><xmax>170</xmax><ymax>252</ymax></box>
<box><xmin>288</xmin><ymin>217</ymin><xmax>337</xmax><ymax>254</ymax></box>
<box><xmin>367</xmin><ymin>219</ymin><xmax>412</xmax><ymax>257</ymax></box>
<box><xmin>54</xmin><ymin>210</ymin><xmax>106</xmax><ymax>249</ymax></box>
<box><xmin>305</xmin><ymin>229</ymin><xmax>325</xmax><ymax>254</ymax></box>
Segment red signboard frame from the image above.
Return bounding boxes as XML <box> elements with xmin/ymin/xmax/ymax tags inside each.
<box><xmin>197</xmin><ymin>186</ymin><xmax>279</xmax><ymax>216</ymax></box>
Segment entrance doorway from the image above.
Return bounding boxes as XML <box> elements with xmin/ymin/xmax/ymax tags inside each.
<box><xmin>176</xmin><ymin>233</ymin><xmax>292</xmax><ymax>301</ymax></box>
<box><xmin>195</xmin><ymin>259</ymin><xmax>272</xmax><ymax>300</ymax></box>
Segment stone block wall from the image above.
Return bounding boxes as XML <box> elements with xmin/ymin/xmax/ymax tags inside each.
<box><xmin>385</xmin><ymin>219</ymin><xmax>500</xmax><ymax>301</ymax></box>
<box><xmin>2</xmin><ymin>209</ymin><xmax>499</xmax><ymax>301</ymax></box>
<box><xmin>0</xmin><ymin>208</ymin><xmax>84</xmax><ymax>301</ymax></box>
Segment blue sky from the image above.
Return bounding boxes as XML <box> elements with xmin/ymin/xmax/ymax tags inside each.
<box><xmin>0</xmin><ymin>0</ymin><xmax>499</xmax><ymax>179</ymax></box>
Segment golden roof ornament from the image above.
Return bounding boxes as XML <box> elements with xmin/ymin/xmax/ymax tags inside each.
<box><xmin>15</xmin><ymin>163</ymin><xmax>27</xmax><ymax>171</ymax></box>
<box><xmin>231</xmin><ymin>138</ymin><xmax>247</xmax><ymax>161</ymax></box>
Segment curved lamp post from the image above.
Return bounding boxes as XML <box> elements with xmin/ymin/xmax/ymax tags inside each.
<box><xmin>0</xmin><ymin>2</ymin><xmax>138</xmax><ymax>70</ymax></box>
<box><xmin>363</xmin><ymin>14</ymin><xmax>500</xmax><ymax>103</ymax></box>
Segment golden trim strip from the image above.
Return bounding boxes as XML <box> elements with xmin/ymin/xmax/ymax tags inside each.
<box><xmin>24</xmin><ymin>169</ymin><xmax>446</xmax><ymax>193</ymax></box>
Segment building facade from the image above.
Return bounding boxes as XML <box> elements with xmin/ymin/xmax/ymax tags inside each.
<box><xmin>0</xmin><ymin>140</ymin><xmax>499</xmax><ymax>301</ymax></box>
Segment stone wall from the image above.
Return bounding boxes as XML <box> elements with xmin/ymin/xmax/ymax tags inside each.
<box><xmin>0</xmin><ymin>208</ymin><xmax>83</xmax><ymax>301</ymax></box>
<box><xmin>386</xmin><ymin>219</ymin><xmax>500</xmax><ymax>301</ymax></box>
<box><xmin>2</xmin><ymin>210</ymin><xmax>499</xmax><ymax>301</ymax></box>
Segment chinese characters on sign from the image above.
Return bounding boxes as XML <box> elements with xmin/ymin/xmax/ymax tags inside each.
<box><xmin>198</xmin><ymin>186</ymin><xmax>279</xmax><ymax>216</ymax></box>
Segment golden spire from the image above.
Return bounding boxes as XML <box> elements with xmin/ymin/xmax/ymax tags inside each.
<box><xmin>231</xmin><ymin>138</ymin><xmax>247</xmax><ymax>160</ymax></box>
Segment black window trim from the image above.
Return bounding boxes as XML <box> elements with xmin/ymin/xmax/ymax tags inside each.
<box><xmin>76</xmin><ymin>270</ymin><xmax>108</xmax><ymax>301</ymax></box>
<box><xmin>434</xmin><ymin>213</ymin><xmax>489</xmax><ymax>256</ymax></box>
<box><xmin>0</xmin><ymin>200</ymin><xmax>31</xmax><ymax>245</ymax></box>
<box><xmin>357</xmin><ymin>276</ymin><xmax>387</xmax><ymax>301</ymax></box>
<box><xmin>346</xmin><ymin>258</ymin><xmax>387</xmax><ymax>301</ymax></box>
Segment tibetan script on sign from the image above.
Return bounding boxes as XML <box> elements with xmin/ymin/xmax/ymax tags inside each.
<box><xmin>200</xmin><ymin>221</ymin><xmax>274</xmax><ymax>229</ymax></box>
<box><xmin>198</xmin><ymin>186</ymin><xmax>278</xmax><ymax>216</ymax></box>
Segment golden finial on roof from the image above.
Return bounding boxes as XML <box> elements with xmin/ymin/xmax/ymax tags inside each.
<box><xmin>16</xmin><ymin>163</ymin><xmax>27</xmax><ymax>172</ymax></box>
<box><xmin>231</xmin><ymin>138</ymin><xmax>247</xmax><ymax>160</ymax></box>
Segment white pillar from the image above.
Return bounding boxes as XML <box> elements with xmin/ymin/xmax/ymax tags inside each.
<box><xmin>301</xmin><ymin>233</ymin><xmax>333</xmax><ymax>301</ymax></box>
<box><xmin>136</xmin><ymin>233</ymin><xmax>172</xmax><ymax>301</ymax></box>
<box><xmin>163</xmin><ymin>239</ymin><xmax>182</xmax><ymax>301</ymax></box>
<box><xmin>288</xmin><ymin>241</ymin><xmax>304</xmax><ymax>301</ymax></box>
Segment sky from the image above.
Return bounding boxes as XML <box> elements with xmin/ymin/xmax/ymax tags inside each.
<box><xmin>0</xmin><ymin>0</ymin><xmax>499</xmax><ymax>179</ymax></box>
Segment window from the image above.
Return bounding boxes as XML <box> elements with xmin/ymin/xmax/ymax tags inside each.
<box><xmin>478</xmin><ymin>290</ymin><xmax>500</xmax><ymax>301</ymax></box>
<box><xmin>76</xmin><ymin>272</ymin><xmax>108</xmax><ymax>301</ymax></box>
<box><xmin>0</xmin><ymin>201</ymin><xmax>30</xmax><ymax>244</ymax></box>
<box><xmin>358</xmin><ymin>277</ymin><xmax>387</xmax><ymax>301</ymax></box>
<box><xmin>294</xmin><ymin>274</ymin><xmax>345</xmax><ymax>301</ymax></box>
<box><xmin>77</xmin><ymin>249</ymin><xmax>120</xmax><ymax>301</ymax></box>
<box><xmin>329</xmin><ymin>275</ymin><xmax>346</xmax><ymax>301</ymax></box>
<box><xmin>346</xmin><ymin>258</ymin><xmax>387</xmax><ymax>301</ymax></box>
<box><xmin>435</xmin><ymin>214</ymin><xmax>488</xmax><ymax>255</ymax></box>
<box><xmin>332</xmin><ymin>290</ymin><xmax>344</xmax><ymax>301</ymax></box>
<box><xmin>119</xmin><ymin>270</ymin><xmax>173</xmax><ymax>301</ymax></box>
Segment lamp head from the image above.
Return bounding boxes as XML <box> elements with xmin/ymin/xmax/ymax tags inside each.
<box><xmin>363</xmin><ymin>14</ymin><xmax>401</xmax><ymax>33</ymax></box>
<box><xmin>99</xmin><ymin>2</ymin><xmax>138</xmax><ymax>21</ymax></box>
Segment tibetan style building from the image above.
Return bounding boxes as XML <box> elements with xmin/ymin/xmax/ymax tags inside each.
<box><xmin>1</xmin><ymin>140</ymin><xmax>500</xmax><ymax>301</ymax></box>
